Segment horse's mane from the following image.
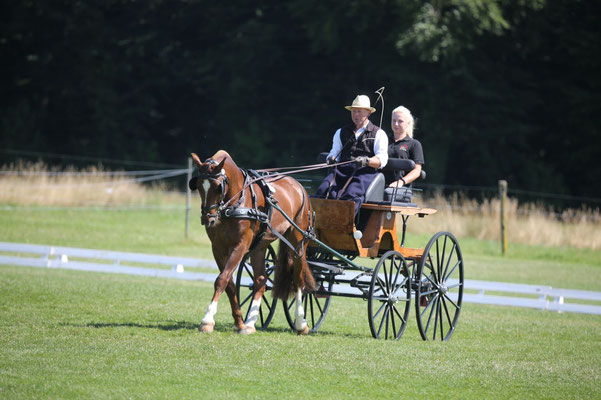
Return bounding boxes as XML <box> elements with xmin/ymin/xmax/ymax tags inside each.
<box><xmin>210</xmin><ymin>150</ymin><xmax>238</xmax><ymax>171</ymax></box>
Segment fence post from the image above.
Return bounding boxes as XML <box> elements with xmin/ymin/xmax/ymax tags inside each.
<box><xmin>185</xmin><ymin>157</ymin><xmax>192</xmax><ymax>238</ymax></box>
<box><xmin>499</xmin><ymin>180</ymin><xmax>508</xmax><ymax>255</ymax></box>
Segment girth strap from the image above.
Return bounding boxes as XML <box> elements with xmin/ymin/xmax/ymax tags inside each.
<box><xmin>222</xmin><ymin>204</ymin><xmax>300</xmax><ymax>257</ymax></box>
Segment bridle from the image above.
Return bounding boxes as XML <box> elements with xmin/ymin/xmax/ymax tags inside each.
<box><xmin>197</xmin><ymin>159</ymin><xmax>230</xmax><ymax>223</ymax></box>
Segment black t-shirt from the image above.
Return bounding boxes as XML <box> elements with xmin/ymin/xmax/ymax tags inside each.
<box><xmin>384</xmin><ymin>136</ymin><xmax>425</xmax><ymax>185</ymax></box>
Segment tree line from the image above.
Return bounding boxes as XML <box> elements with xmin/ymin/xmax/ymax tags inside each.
<box><xmin>1</xmin><ymin>0</ymin><xmax>600</xmax><ymax>201</ymax></box>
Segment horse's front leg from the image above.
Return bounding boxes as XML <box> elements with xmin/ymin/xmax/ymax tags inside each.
<box><xmin>238</xmin><ymin>247</ymin><xmax>268</xmax><ymax>335</ymax></box>
<box><xmin>200</xmin><ymin>247</ymin><xmax>247</xmax><ymax>333</ymax></box>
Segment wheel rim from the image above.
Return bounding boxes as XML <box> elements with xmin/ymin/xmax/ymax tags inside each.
<box><xmin>283</xmin><ymin>276</ymin><xmax>333</xmax><ymax>333</ymax></box>
<box><xmin>368</xmin><ymin>250</ymin><xmax>411</xmax><ymax>340</ymax></box>
<box><xmin>415</xmin><ymin>232</ymin><xmax>464</xmax><ymax>341</ymax></box>
<box><xmin>235</xmin><ymin>244</ymin><xmax>278</xmax><ymax>330</ymax></box>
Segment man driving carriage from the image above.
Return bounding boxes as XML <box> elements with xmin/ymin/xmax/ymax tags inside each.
<box><xmin>314</xmin><ymin>94</ymin><xmax>388</xmax><ymax>215</ymax></box>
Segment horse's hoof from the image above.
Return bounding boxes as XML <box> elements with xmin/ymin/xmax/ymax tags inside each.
<box><xmin>297</xmin><ymin>324</ymin><xmax>310</xmax><ymax>335</ymax></box>
<box><xmin>238</xmin><ymin>326</ymin><xmax>256</xmax><ymax>335</ymax></box>
<box><xmin>199</xmin><ymin>322</ymin><xmax>215</xmax><ymax>333</ymax></box>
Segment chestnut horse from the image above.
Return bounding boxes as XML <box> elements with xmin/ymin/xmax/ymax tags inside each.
<box><xmin>189</xmin><ymin>150</ymin><xmax>315</xmax><ymax>334</ymax></box>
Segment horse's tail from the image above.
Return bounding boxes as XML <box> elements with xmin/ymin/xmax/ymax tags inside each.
<box><xmin>272</xmin><ymin>179</ymin><xmax>315</xmax><ymax>301</ymax></box>
<box><xmin>272</xmin><ymin>241</ymin><xmax>293</xmax><ymax>301</ymax></box>
<box><xmin>272</xmin><ymin>238</ymin><xmax>315</xmax><ymax>301</ymax></box>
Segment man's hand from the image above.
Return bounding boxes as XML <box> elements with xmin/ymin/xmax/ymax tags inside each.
<box><xmin>353</xmin><ymin>156</ymin><xmax>370</xmax><ymax>167</ymax></box>
<box><xmin>326</xmin><ymin>156</ymin><xmax>337</xmax><ymax>165</ymax></box>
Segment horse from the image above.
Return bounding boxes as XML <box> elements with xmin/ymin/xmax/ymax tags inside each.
<box><xmin>189</xmin><ymin>150</ymin><xmax>316</xmax><ymax>335</ymax></box>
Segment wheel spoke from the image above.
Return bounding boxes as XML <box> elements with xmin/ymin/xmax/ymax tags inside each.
<box><xmin>442</xmin><ymin>293</ymin><xmax>460</xmax><ymax>310</ymax></box>
<box><xmin>441</xmin><ymin>243</ymin><xmax>457</xmax><ymax>282</ymax></box>
<box><xmin>261</xmin><ymin>293</ymin><xmax>273</xmax><ymax>312</ymax></box>
<box><xmin>435</xmin><ymin>240</ymin><xmax>441</xmax><ymax>283</ymax></box>
<box><xmin>425</xmin><ymin>254</ymin><xmax>437</xmax><ymax>283</ymax></box>
<box><xmin>432</xmin><ymin>296</ymin><xmax>440</xmax><ymax>340</ymax></box>
<box><xmin>391</xmin><ymin>259</ymin><xmax>403</xmax><ymax>290</ymax></box>
<box><xmin>373</xmin><ymin>300</ymin><xmax>387</xmax><ymax>320</ymax></box>
<box><xmin>239</xmin><ymin>290</ymin><xmax>253</xmax><ymax>308</ymax></box>
<box><xmin>441</xmin><ymin>296</ymin><xmax>453</xmax><ymax>329</ymax></box>
<box><xmin>439</xmin><ymin>236</ymin><xmax>447</xmax><ymax>284</ymax></box>
<box><xmin>313</xmin><ymin>295</ymin><xmax>325</xmax><ymax>315</ymax></box>
<box><xmin>392</xmin><ymin>304</ymin><xmax>407</xmax><ymax>326</ymax></box>
<box><xmin>308</xmin><ymin>295</ymin><xmax>315</xmax><ymax>328</ymax></box>
<box><xmin>376</xmin><ymin>275</ymin><xmax>388</xmax><ymax>295</ymax></box>
<box><xmin>444</xmin><ymin>259</ymin><xmax>462</xmax><ymax>282</ymax></box>
<box><xmin>383</xmin><ymin>264</ymin><xmax>391</xmax><ymax>293</ymax></box>
<box><xmin>259</xmin><ymin>305</ymin><xmax>265</xmax><ymax>325</ymax></box>
<box><xmin>423</xmin><ymin>295</ymin><xmax>439</xmax><ymax>336</ymax></box>
<box><xmin>377</xmin><ymin>306</ymin><xmax>390</xmax><ymax>338</ymax></box>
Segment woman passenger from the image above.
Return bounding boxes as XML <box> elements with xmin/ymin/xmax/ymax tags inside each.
<box><xmin>384</xmin><ymin>106</ymin><xmax>424</xmax><ymax>188</ymax></box>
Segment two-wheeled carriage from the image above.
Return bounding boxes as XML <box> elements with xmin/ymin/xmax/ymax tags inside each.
<box><xmin>236</xmin><ymin>157</ymin><xmax>464</xmax><ymax>341</ymax></box>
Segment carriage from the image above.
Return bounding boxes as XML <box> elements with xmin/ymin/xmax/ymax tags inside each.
<box><xmin>235</xmin><ymin>154</ymin><xmax>465</xmax><ymax>341</ymax></box>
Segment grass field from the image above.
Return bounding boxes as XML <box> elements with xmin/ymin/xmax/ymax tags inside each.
<box><xmin>1</xmin><ymin>206</ymin><xmax>601</xmax><ymax>399</ymax></box>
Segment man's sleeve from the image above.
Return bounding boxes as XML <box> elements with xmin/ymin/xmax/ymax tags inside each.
<box><xmin>328</xmin><ymin>129</ymin><xmax>342</xmax><ymax>160</ymax></box>
<box><xmin>374</xmin><ymin>130</ymin><xmax>389</xmax><ymax>168</ymax></box>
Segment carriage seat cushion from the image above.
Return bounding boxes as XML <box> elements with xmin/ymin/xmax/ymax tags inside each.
<box><xmin>364</xmin><ymin>173</ymin><xmax>385</xmax><ymax>203</ymax></box>
<box><xmin>384</xmin><ymin>187</ymin><xmax>413</xmax><ymax>203</ymax></box>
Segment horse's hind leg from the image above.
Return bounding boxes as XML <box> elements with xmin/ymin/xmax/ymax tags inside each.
<box><xmin>294</xmin><ymin>287</ymin><xmax>309</xmax><ymax>335</ymax></box>
<box><xmin>239</xmin><ymin>247</ymin><xmax>268</xmax><ymax>335</ymax></box>
<box><xmin>287</xmin><ymin>228</ymin><xmax>313</xmax><ymax>335</ymax></box>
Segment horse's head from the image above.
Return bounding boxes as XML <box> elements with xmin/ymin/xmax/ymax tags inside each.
<box><xmin>190</xmin><ymin>152</ymin><xmax>229</xmax><ymax>227</ymax></box>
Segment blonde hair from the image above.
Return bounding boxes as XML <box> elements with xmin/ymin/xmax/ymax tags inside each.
<box><xmin>391</xmin><ymin>106</ymin><xmax>415</xmax><ymax>138</ymax></box>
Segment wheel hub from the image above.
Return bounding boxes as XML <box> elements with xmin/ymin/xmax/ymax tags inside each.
<box><xmin>439</xmin><ymin>284</ymin><xmax>448</xmax><ymax>295</ymax></box>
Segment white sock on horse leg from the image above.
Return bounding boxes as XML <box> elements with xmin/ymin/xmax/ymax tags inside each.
<box><xmin>244</xmin><ymin>298</ymin><xmax>262</xmax><ymax>328</ymax></box>
<box><xmin>201</xmin><ymin>301</ymin><xmax>218</xmax><ymax>325</ymax></box>
<box><xmin>294</xmin><ymin>288</ymin><xmax>307</xmax><ymax>331</ymax></box>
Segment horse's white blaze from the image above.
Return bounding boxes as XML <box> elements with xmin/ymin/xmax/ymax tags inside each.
<box><xmin>244</xmin><ymin>298</ymin><xmax>262</xmax><ymax>328</ymax></box>
<box><xmin>201</xmin><ymin>301</ymin><xmax>218</xmax><ymax>325</ymax></box>
<box><xmin>294</xmin><ymin>288</ymin><xmax>308</xmax><ymax>331</ymax></box>
<box><xmin>201</xmin><ymin>180</ymin><xmax>210</xmax><ymax>208</ymax></box>
<box><xmin>201</xmin><ymin>180</ymin><xmax>210</xmax><ymax>193</ymax></box>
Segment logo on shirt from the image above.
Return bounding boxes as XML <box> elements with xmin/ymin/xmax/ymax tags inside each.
<box><xmin>399</xmin><ymin>145</ymin><xmax>408</xmax><ymax>152</ymax></box>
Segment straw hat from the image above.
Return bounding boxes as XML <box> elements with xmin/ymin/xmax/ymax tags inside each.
<box><xmin>345</xmin><ymin>95</ymin><xmax>376</xmax><ymax>113</ymax></box>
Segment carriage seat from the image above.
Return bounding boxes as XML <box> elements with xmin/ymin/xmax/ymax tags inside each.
<box><xmin>316</xmin><ymin>153</ymin><xmax>425</xmax><ymax>206</ymax></box>
<box><xmin>365</xmin><ymin>158</ymin><xmax>425</xmax><ymax>206</ymax></box>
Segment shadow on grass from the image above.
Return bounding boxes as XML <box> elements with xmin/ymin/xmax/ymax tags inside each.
<box><xmin>63</xmin><ymin>321</ymin><xmax>369</xmax><ymax>339</ymax></box>
<box><xmin>256</xmin><ymin>325</ymin><xmax>369</xmax><ymax>339</ymax></box>
<box><xmin>63</xmin><ymin>320</ymin><xmax>203</xmax><ymax>331</ymax></box>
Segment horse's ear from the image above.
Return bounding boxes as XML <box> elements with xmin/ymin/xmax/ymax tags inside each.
<box><xmin>190</xmin><ymin>153</ymin><xmax>202</xmax><ymax>168</ymax></box>
<box><xmin>188</xmin><ymin>177</ymin><xmax>198</xmax><ymax>190</ymax></box>
<box><xmin>215</xmin><ymin>157</ymin><xmax>226</xmax><ymax>173</ymax></box>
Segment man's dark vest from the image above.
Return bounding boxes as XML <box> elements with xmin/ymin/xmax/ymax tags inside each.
<box><xmin>339</xmin><ymin>121</ymin><xmax>380</xmax><ymax>162</ymax></box>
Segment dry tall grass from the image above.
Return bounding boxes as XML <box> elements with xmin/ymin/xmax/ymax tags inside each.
<box><xmin>2</xmin><ymin>162</ymin><xmax>600</xmax><ymax>249</ymax></box>
<box><xmin>407</xmin><ymin>192</ymin><xmax>601</xmax><ymax>250</ymax></box>
<box><xmin>0</xmin><ymin>161</ymin><xmax>183</xmax><ymax>207</ymax></box>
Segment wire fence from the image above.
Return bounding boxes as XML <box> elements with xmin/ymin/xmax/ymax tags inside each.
<box><xmin>2</xmin><ymin>149</ymin><xmax>601</xmax><ymax>216</ymax></box>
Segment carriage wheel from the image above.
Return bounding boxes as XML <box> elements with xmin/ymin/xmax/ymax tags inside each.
<box><xmin>283</xmin><ymin>274</ymin><xmax>334</xmax><ymax>333</ymax></box>
<box><xmin>368</xmin><ymin>250</ymin><xmax>411</xmax><ymax>340</ymax></box>
<box><xmin>235</xmin><ymin>244</ymin><xmax>278</xmax><ymax>330</ymax></box>
<box><xmin>415</xmin><ymin>232</ymin><xmax>464</xmax><ymax>341</ymax></box>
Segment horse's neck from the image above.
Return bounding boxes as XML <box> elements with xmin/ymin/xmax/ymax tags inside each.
<box><xmin>223</xmin><ymin>160</ymin><xmax>246</xmax><ymax>200</ymax></box>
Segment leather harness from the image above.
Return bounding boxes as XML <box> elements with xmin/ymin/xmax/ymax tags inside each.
<box><xmin>194</xmin><ymin>160</ymin><xmax>311</xmax><ymax>257</ymax></box>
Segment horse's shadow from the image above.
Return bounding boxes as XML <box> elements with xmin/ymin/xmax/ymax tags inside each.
<box><xmin>62</xmin><ymin>320</ymin><xmax>203</xmax><ymax>332</ymax></box>
<box><xmin>63</xmin><ymin>321</ymin><xmax>369</xmax><ymax>339</ymax></box>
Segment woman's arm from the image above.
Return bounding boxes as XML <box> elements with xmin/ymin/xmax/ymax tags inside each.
<box><xmin>388</xmin><ymin>163</ymin><xmax>422</xmax><ymax>187</ymax></box>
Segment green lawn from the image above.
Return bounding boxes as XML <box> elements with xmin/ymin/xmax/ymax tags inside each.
<box><xmin>1</xmin><ymin>206</ymin><xmax>601</xmax><ymax>399</ymax></box>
